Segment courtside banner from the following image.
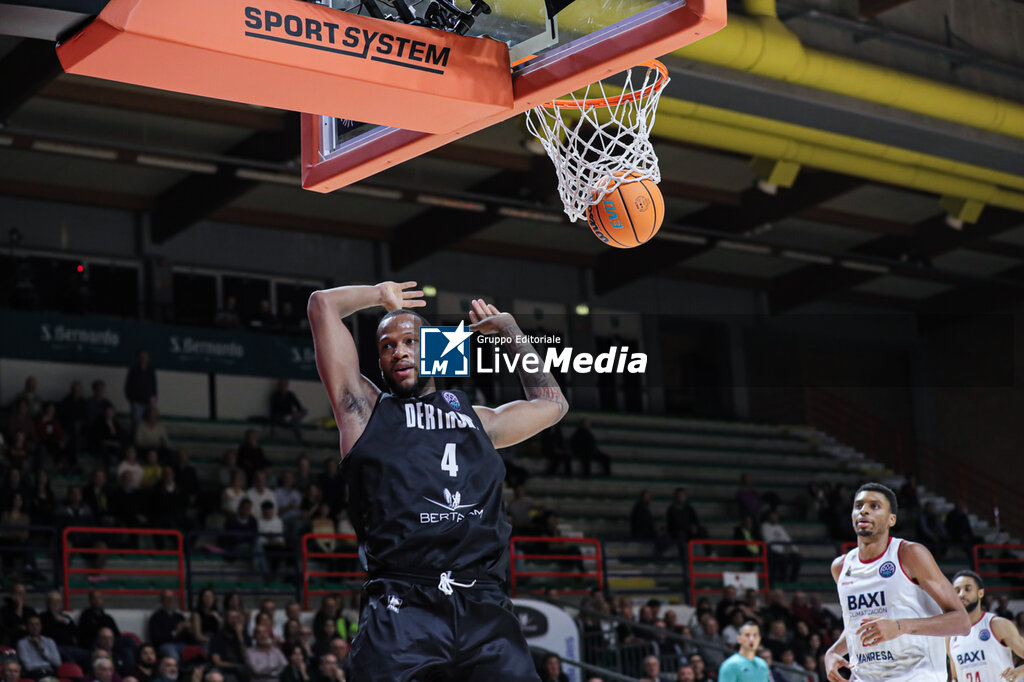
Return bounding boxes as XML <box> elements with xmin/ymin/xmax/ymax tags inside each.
<box><xmin>56</xmin><ymin>0</ymin><xmax>513</xmax><ymax>135</ymax></box>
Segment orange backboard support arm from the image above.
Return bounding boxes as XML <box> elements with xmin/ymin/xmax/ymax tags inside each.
<box><xmin>57</xmin><ymin>0</ymin><xmax>512</xmax><ymax>135</ymax></box>
<box><xmin>302</xmin><ymin>0</ymin><xmax>727</xmax><ymax>192</ymax></box>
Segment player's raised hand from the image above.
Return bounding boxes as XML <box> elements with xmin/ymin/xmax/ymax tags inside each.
<box><xmin>1001</xmin><ymin>665</ymin><xmax>1024</xmax><ymax>681</ymax></box>
<box><xmin>856</xmin><ymin>617</ymin><xmax>900</xmax><ymax>646</ymax></box>
<box><xmin>468</xmin><ymin>298</ymin><xmax>515</xmax><ymax>335</ymax></box>
<box><xmin>377</xmin><ymin>281</ymin><xmax>425</xmax><ymax>312</ymax></box>
<box><xmin>824</xmin><ymin>652</ymin><xmax>851</xmax><ymax>682</ymax></box>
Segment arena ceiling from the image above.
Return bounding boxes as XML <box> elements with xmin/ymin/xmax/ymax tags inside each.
<box><xmin>2</xmin><ymin>0</ymin><xmax>1024</xmax><ymax>313</ymax></box>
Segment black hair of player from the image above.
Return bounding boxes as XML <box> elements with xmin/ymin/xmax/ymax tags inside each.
<box><xmin>741</xmin><ymin>621</ymin><xmax>760</xmax><ymax>631</ymax></box>
<box><xmin>952</xmin><ymin>569</ymin><xmax>985</xmax><ymax>591</ymax></box>
<box><xmin>378</xmin><ymin>308</ymin><xmax>430</xmax><ymax>334</ymax></box>
<box><xmin>855</xmin><ymin>482</ymin><xmax>898</xmax><ymax>517</ymax></box>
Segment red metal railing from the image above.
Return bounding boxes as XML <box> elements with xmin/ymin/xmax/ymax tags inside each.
<box><xmin>805</xmin><ymin>388</ymin><xmax>1019</xmax><ymax>538</ymax></box>
<box><xmin>509</xmin><ymin>536</ymin><xmax>602</xmax><ymax>597</ymax></box>
<box><xmin>973</xmin><ymin>544</ymin><xmax>1024</xmax><ymax>595</ymax></box>
<box><xmin>301</xmin><ymin>533</ymin><xmax>364</xmax><ymax>609</ymax></box>
<box><xmin>688</xmin><ymin>539</ymin><xmax>769</xmax><ymax>599</ymax></box>
<box><xmin>62</xmin><ymin>527</ymin><xmax>185</xmax><ymax>610</ymax></box>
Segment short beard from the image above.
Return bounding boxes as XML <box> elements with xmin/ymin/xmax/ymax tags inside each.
<box><xmin>964</xmin><ymin>599</ymin><xmax>980</xmax><ymax>615</ymax></box>
<box><xmin>382</xmin><ymin>371</ymin><xmax>429</xmax><ymax>398</ymax></box>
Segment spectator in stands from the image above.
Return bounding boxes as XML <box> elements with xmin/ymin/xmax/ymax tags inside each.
<box><xmin>1</xmin><ymin>660</ymin><xmax>21</xmax><ymax>682</ymax></box>
<box><xmin>86</xmin><ymin>381</ymin><xmax>114</xmax><ymax>426</ymax></box>
<box><xmin>8</xmin><ymin>402</ymin><xmax>37</xmax><ymax>453</ymax></box>
<box><xmin>279</xmin><ymin>302</ymin><xmax>306</xmax><ymax>335</ymax></box>
<box><xmin>299</xmin><ymin>484</ymin><xmax>328</xmax><ymax>534</ymax></box>
<box><xmin>715</xmin><ymin>586</ymin><xmax>741</xmax><ymax>630</ymax></box>
<box><xmin>760</xmin><ymin>511</ymin><xmax>801</xmax><ymax>583</ymax></box>
<box><xmin>90</xmin><ymin>406</ymin><xmax>127</xmax><ymax>467</ymax></box>
<box><xmin>248</xmin><ymin>300</ymin><xmax>278</xmax><ymax>333</ymax></box>
<box><xmin>252</xmin><ymin>614</ymin><xmax>279</xmax><ymax>648</ymax></box>
<box><xmin>243</xmin><ymin>626</ymin><xmax>284</xmax><ymax>682</ymax></box>
<box><xmin>540</xmin><ymin>424</ymin><xmax>571</xmax><ymax>477</ymax></box>
<box><xmin>760</xmin><ymin>590</ymin><xmax>792</xmax><ymax>626</ymax></box>
<box><xmin>508</xmin><ymin>484</ymin><xmax>541</xmax><ymax>533</ymax></box>
<box><xmin>111</xmin><ymin>469</ymin><xmax>149</xmax><ymax>532</ymax></box>
<box><xmin>294</xmin><ymin>457</ymin><xmax>314</xmax><ymax>492</ymax></box>
<box><xmin>141</xmin><ymin>450</ymin><xmax>163</xmax><ymax>488</ymax></box>
<box><xmin>219</xmin><ymin>450</ymin><xmax>239</xmax><ymax>488</ymax></box>
<box><xmin>84</xmin><ymin>470</ymin><xmax>115</xmax><ymax>528</ymax></box>
<box><xmin>898</xmin><ymin>474</ymin><xmax>919</xmax><ymax>510</ymax></box>
<box><xmin>40</xmin><ymin>591</ymin><xmax>85</xmax><ymax>666</ymax></box>
<box><xmin>696</xmin><ymin>615</ymin><xmax>728</xmax><ymax>669</ymax></box>
<box><xmin>148</xmin><ymin>590</ymin><xmax>193</xmax><ymax>660</ymax></box>
<box><xmin>733</xmin><ymin>515</ymin><xmax>761</xmax><ymax>559</ymax></box>
<box><xmin>916</xmin><ymin>501</ymin><xmax>948</xmax><ymax>558</ymax></box>
<box><xmin>221</xmin><ymin>471</ymin><xmax>248</xmax><ymax>518</ymax></box>
<box><xmin>56</xmin><ymin>485</ymin><xmax>95</xmax><ymax>528</ymax></box>
<box><xmin>269</xmin><ymin>380</ymin><xmax>307</xmax><ymax>445</ymax></box>
<box><xmin>93</xmin><ymin>628</ymin><xmax>130</xmax><ymax>675</ymax></box>
<box><xmin>1</xmin><ymin>468</ymin><xmax>30</xmax><ymax>500</ymax></box>
<box><xmin>236</xmin><ymin>431</ymin><xmax>269</xmax><ymax>484</ymax></box>
<box><xmin>756</xmin><ymin>649</ymin><xmax>786</xmax><ymax>682</ymax></box>
<box><xmin>945</xmin><ymin>499</ymin><xmax>983</xmax><ymax>562</ymax></box>
<box><xmin>208</xmin><ymin>610</ymin><xmax>250</xmax><ymax>682</ymax></box>
<box><xmin>538</xmin><ymin>653</ymin><xmax>568</xmax><ymax>682</ymax></box>
<box><xmin>135</xmin><ymin>408</ymin><xmax>174</xmax><ymax>463</ymax></box>
<box><xmin>312</xmin><ymin>654</ymin><xmax>344</xmax><ymax>682</ymax></box>
<box><xmin>175</xmin><ymin>451</ymin><xmax>200</xmax><ymax>508</ymax></box>
<box><xmin>676</xmin><ymin>665</ymin><xmax>695</xmax><ymax>682</ymax></box>
<box><xmin>255</xmin><ymin>501</ymin><xmax>286</xmax><ymax>578</ymax></box>
<box><xmin>775</xmin><ymin>650</ymin><xmax>805</xmax><ymax>682</ymax></box>
<box><xmin>125</xmin><ymin>351</ymin><xmax>157</xmax><ymax>433</ymax></box>
<box><xmin>806</xmin><ymin>594</ymin><xmax>837</xmax><ymax>635</ymax></box>
<box><xmin>78</xmin><ymin>591</ymin><xmax>119</xmax><ymax>650</ymax></box>
<box><xmin>223</xmin><ymin>499</ymin><xmax>259</xmax><ymax>563</ymax></box>
<box><xmin>311</xmin><ymin>597</ymin><xmax>339</xmax><ymax>649</ymax></box>
<box><xmin>152</xmin><ymin>657</ymin><xmax>177</xmax><ymax>682</ymax></box>
<box><xmin>735</xmin><ymin>474</ymin><xmax>762</xmax><ymax>520</ymax></box>
<box><xmin>1</xmin><ymin>583</ymin><xmax>36</xmax><ymax>646</ymax></box>
<box><xmin>630</xmin><ymin>490</ymin><xmax>660</xmax><ymax>542</ymax></box>
<box><xmin>996</xmin><ymin>595</ymin><xmax>1014</xmax><ymax>620</ymax></box>
<box><xmin>215</xmin><ymin>297</ymin><xmax>243</xmax><ymax>330</ymax></box>
<box><xmin>13</xmin><ymin>377</ymin><xmax>41</xmax><ymax>417</ymax></box>
<box><xmin>127</xmin><ymin>644</ymin><xmax>157</xmax><ymax>682</ymax></box>
<box><xmin>569</xmin><ymin>419</ymin><xmax>611</xmax><ymax>478</ymax></box>
<box><xmin>763</xmin><ymin>620</ymin><xmax>789</xmax><ymax>660</ymax></box>
<box><xmin>6</xmin><ymin>430</ymin><xmax>32</xmax><ymax>472</ymax></box>
<box><xmin>274</xmin><ymin>472</ymin><xmax>302</xmax><ymax>540</ymax></box>
<box><xmin>687</xmin><ymin>654</ymin><xmax>710</xmax><ymax>682</ymax></box>
<box><xmin>17</xmin><ymin>615</ymin><xmax>61</xmax><ymax>679</ymax></box>
<box><xmin>27</xmin><ymin>469</ymin><xmax>54</xmax><ymax>526</ymax></box>
<box><xmin>327</xmin><ymin>638</ymin><xmax>352</xmax><ymax>681</ymax></box>
<box><xmin>316</xmin><ymin>460</ymin><xmax>344</xmax><ymax>516</ymax></box>
<box><xmin>152</xmin><ymin>466</ymin><xmax>187</xmax><ymax>535</ymax></box>
<box><xmin>88</xmin><ymin>656</ymin><xmax>122</xmax><ymax>682</ymax></box>
<box><xmin>653</xmin><ymin>618</ymin><xmax>685</xmax><ymax>662</ymax></box>
<box><xmin>58</xmin><ymin>381</ymin><xmax>89</xmax><ymax>455</ymax></box>
<box><xmin>246</xmin><ymin>472</ymin><xmax>276</xmax><ymax>515</ymax></box>
<box><xmin>638</xmin><ymin>655</ymin><xmax>664</xmax><ymax>682</ymax></box>
<box><xmin>189</xmin><ymin>589</ymin><xmax>223</xmax><ymax>648</ymax></box>
<box><xmin>36</xmin><ymin>402</ymin><xmax>73</xmax><ymax>471</ymax></box>
<box><xmin>0</xmin><ymin>491</ymin><xmax>33</xmax><ymax>575</ymax></box>
<box><xmin>667</xmin><ymin>488</ymin><xmax>708</xmax><ymax>555</ymax></box>
<box><xmin>280</xmin><ymin>645</ymin><xmax>309</xmax><ymax>682</ymax></box>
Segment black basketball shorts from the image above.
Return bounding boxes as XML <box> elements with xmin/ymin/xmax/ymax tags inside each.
<box><xmin>348</xmin><ymin>576</ymin><xmax>541</xmax><ymax>682</ymax></box>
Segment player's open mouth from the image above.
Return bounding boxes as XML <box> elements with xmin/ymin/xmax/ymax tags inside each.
<box><xmin>395</xmin><ymin>366</ymin><xmax>413</xmax><ymax>377</ymax></box>
<box><xmin>856</xmin><ymin>520</ymin><xmax>871</xmax><ymax>528</ymax></box>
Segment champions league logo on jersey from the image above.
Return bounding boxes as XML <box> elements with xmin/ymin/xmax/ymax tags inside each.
<box><xmin>878</xmin><ymin>561</ymin><xmax>896</xmax><ymax>578</ymax></box>
<box><xmin>442</xmin><ymin>391</ymin><xmax>461</xmax><ymax>410</ymax></box>
<box><xmin>979</xmin><ymin>629</ymin><xmax>991</xmax><ymax>641</ymax></box>
<box><xmin>419</xmin><ymin>323</ymin><xmax>472</xmax><ymax>377</ymax></box>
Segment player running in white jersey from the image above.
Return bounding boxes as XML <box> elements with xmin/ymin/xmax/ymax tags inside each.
<box><xmin>948</xmin><ymin>569</ymin><xmax>1024</xmax><ymax>682</ymax></box>
<box><xmin>824</xmin><ymin>482</ymin><xmax>970</xmax><ymax>682</ymax></box>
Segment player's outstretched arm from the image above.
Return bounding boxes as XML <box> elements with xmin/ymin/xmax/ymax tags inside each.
<box><xmin>308</xmin><ymin>281</ymin><xmax>424</xmax><ymax>455</ymax></box>
<box><xmin>468</xmin><ymin>299</ymin><xmax>568</xmax><ymax>449</ymax></box>
<box><xmin>990</xmin><ymin>617</ymin><xmax>1024</xmax><ymax>681</ymax></box>
<box><xmin>858</xmin><ymin>541</ymin><xmax>970</xmax><ymax>644</ymax></box>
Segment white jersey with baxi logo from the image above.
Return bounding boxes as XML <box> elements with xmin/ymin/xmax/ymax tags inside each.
<box><xmin>950</xmin><ymin>612</ymin><xmax>1014</xmax><ymax>682</ymax></box>
<box><xmin>837</xmin><ymin>537</ymin><xmax>945</xmax><ymax>682</ymax></box>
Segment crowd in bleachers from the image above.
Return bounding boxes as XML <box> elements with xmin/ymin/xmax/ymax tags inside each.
<box><xmin>0</xmin><ymin>584</ymin><xmax>356</xmax><ymax>682</ymax></box>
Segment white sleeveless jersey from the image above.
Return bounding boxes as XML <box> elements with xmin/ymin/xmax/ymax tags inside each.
<box><xmin>950</xmin><ymin>612</ymin><xmax>1014</xmax><ymax>682</ymax></box>
<box><xmin>837</xmin><ymin>537</ymin><xmax>946</xmax><ymax>682</ymax></box>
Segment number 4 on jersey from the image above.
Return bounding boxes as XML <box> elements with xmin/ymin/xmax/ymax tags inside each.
<box><xmin>441</xmin><ymin>442</ymin><xmax>459</xmax><ymax>477</ymax></box>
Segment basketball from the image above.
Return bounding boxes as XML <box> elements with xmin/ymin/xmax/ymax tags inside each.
<box><xmin>586</xmin><ymin>179</ymin><xmax>665</xmax><ymax>248</ymax></box>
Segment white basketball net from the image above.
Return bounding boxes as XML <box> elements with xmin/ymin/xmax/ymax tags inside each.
<box><xmin>525</xmin><ymin>61</ymin><xmax>669</xmax><ymax>223</ymax></box>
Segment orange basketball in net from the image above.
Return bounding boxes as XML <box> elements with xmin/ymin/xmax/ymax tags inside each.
<box><xmin>586</xmin><ymin>178</ymin><xmax>665</xmax><ymax>248</ymax></box>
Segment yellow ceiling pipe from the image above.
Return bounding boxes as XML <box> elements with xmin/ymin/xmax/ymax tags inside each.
<box><xmin>542</xmin><ymin>0</ymin><xmax>1024</xmax><ymax>142</ymax></box>
<box><xmin>650</xmin><ymin>113</ymin><xmax>1024</xmax><ymax>211</ymax></box>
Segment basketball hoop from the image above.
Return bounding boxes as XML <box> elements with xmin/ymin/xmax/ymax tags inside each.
<box><xmin>525</xmin><ymin>59</ymin><xmax>669</xmax><ymax>223</ymax></box>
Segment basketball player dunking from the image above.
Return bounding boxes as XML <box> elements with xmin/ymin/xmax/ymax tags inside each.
<box><xmin>948</xmin><ymin>570</ymin><xmax>1024</xmax><ymax>682</ymax></box>
<box><xmin>824</xmin><ymin>483</ymin><xmax>970</xmax><ymax>682</ymax></box>
<box><xmin>308</xmin><ymin>281</ymin><xmax>567</xmax><ymax>682</ymax></box>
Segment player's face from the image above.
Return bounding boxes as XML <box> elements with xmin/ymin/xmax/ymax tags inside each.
<box><xmin>954</xmin><ymin>576</ymin><xmax>982</xmax><ymax>614</ymax></box>
<box><xmin>378</xmin><ymin>314</ymin><xmax>429</xmax><ymax>397</ymax></box>
<box><xmin>737</xmin><ymin>624</ymin><xmax>761</xmax><ymax>653</ymax></box>
<box><xmin>851</xmin><ymin>491</ymin><xmax>895</xmax><ymax>538</ymax></box>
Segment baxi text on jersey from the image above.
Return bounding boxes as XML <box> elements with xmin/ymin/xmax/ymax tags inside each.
<box><xmin>955</xmin><ymin>650</ymin><xmax>986</xmax><ymax>666</ymax></box>
<box><xmin>847</xmin><ymin>590</ymin><xmax>886</xmax><ymax>614</ymax></box>
<box><xmin>243</xmin><ymin>7</ymin><xmax>451</xmax><ymax>73</ymax></box>
<box><xmin>475</xmin><ymin>346</ymin><xmax>647</xmax><ymax>374</ymax></box>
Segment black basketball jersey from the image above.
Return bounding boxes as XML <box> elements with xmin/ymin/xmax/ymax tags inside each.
<box><xmin>341</xmin><ymin>389</ymin><xmax>511</xmax><ymax>584</ymax></box>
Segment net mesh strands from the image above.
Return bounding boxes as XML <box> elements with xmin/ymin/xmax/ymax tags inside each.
<box><xmin>525</xmin><ymin>60</ymin><xmax>669</xmax><ymax>222</ymax></box>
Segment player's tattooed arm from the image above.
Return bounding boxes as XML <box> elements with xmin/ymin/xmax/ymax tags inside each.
<box><xmin>468</xmin><ymin>299</ymin><xmax>568</xmax><ymax>448</ymax></box>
